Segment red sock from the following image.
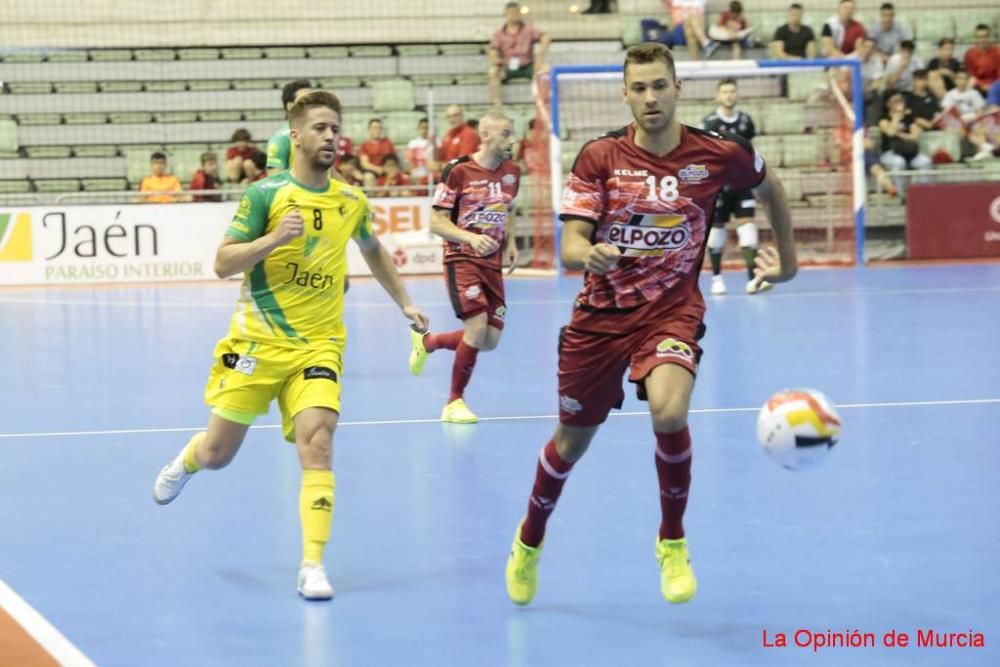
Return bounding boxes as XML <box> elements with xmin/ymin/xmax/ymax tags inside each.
<box><xmin>449</xmin><ymin>340</ymin><xmax>478</xmax><ymax>402</ymax></box>
<box><xmin>655</xmin><ymin>427</ymin><xmax>692</xmax><ymax>541</ymax></box>
<box><xmin>424</xmin><ymin>329</ymin><xmax>463</xmax><ymax>352</ymax></box>
<box><xmin>520</xmin><ymin>440</ymin><xmax>574</xmax><ymax>547</ymax></box>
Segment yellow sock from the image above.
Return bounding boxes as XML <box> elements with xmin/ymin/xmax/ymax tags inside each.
<box><xmin>182</xmin><ymin>432</ymin><xmax>205</xmax><ymax>474</ymax></box>
<box><xmin>300</xmin><ymin>469</ymin><xmax>335</xmax><ymax>565</ymax></box>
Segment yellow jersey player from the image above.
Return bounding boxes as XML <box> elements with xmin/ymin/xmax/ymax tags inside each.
<box><xmin>152</xmin><ymin>91</ymin><xmax>429</xmax><ymax>600</ymax></box>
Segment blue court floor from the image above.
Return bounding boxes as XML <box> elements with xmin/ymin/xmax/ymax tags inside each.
<box><xmin>1</xmin><ymin>263</ymin><xmax>998</xmax><ymax>666</ymax></box>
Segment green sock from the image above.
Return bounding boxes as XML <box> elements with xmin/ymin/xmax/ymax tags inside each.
<box><xmin>740</xmin><ymin>246</ymin><xmax>757</xmax><ymax>280</ymax></box>
<box><xmin>709</xmin><ymin>250</ymin><xmax>722</xmax><ymax>275</ymax></box>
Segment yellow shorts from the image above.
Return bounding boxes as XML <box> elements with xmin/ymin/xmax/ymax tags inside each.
<box><xmin>204</xmin><ymin>337</ymin><xmax>344</xmax><ymax>443</ymax></box>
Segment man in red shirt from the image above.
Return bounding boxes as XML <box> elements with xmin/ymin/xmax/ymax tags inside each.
<box><xmin>964</xmin><ymin>24</ymin><xmax>1000</xmax><ymax>95</ymax></box>
<box><xmin>821</xmin><ymin>0</ymin><xmax>865</xmax><ymax>57</ymax></box>
<box><xmin>359</xmin><ymin>118</ymin><xmax>396</xmax><ymax>177</ymax></box>
<box><xmin>408</xmin><ymin>110</ymin><xmax>520</xmax><ymax>424</ymax></box>
<box><xmin>439</xmin><ymin>105</ymin><xmax>481</xmax><ymax>165</ymax></box>
<box><xmin>503</xmin><ymin>43</ymin><xmax>798</xmax><ymax>607</ymax></box>
<box><xmin>189</xmin><ymin>152</ymin><xmax>221</xmax><ymax>202</ymax></box>
<box><xmin>488</xmin><ymin>1</ymin><xmax>550</xmax><ymax>106</ymax></box>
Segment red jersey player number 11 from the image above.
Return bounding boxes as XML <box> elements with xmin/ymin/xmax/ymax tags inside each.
<box><xmin>505</xmin><ymin>42</ymin><xmax>798</xmax><ymax>608</ymax></box>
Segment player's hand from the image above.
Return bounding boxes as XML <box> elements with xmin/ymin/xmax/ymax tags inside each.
<box><xmin>272</xmin><ymin>210</ymin><xmax>305</xmax><ymax>246</ymax></box>
<box><xmin>403</xmin><ymin>305</ymin><xmax>430</xmax><ymax>333</ymax></box>
<box><xmin>585</xmin><ymin>243</ymin><xmax>621</xmax><ymax>275</ymax></box>
<box><xmin>505</xmin><ymin>243</ymin><xmax>519</xmax><ymax>275</ymax></box>
<box><xmin>752</xmin><ymin>246</ymin><xmax>795</xmax><ymax>285</ymax></box>
<box><xmin>467</xmin><ymin>233</ymin><xmax>500</xmax><ymax>256</ymax></box>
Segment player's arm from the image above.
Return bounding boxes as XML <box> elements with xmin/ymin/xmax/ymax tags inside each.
<box><xmin>751</xmin><ymin>170</ymin><xmax>798</xmax><ymax>284</ymax></box>
<box><xmin>431</xmin><ymin>208</ymin><xmax>498</xmax><ymax>255</ymax></box>
<box><xmin>561</xmin><ymin>218</ymin><xmax>620</xmax><ymax>274</ymax></box>
<box><xmin>214</xmin><ymin>189</ymin><xmax>302</xmax><ymax>278</ymax></box>
<box><xmin>266</xmin><ymin>134</ymin><xmax>289</xmax><ymax>176</ymax></box>
<box><xmin>352</xmin><ymin>203</ymin><xmax>429</xmax><ymax>330</ymax></box>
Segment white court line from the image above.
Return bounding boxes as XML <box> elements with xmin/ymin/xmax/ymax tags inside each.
<box><xmin>0</xmin><ymin>398</ymin><xmax>997</xmax><ymax>440</ymax></box>
<box><xmin>0</xmin><ymin>580</ymin><xmax>96</xmax><ymax>667</ymax></box>
<box><xmin>1</xmin><ymin>285</ymin><xmax>1000</xmax><ymax>309</ymax></box>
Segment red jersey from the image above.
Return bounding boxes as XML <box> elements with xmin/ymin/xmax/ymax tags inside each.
<box><xmin>560</xmin><ymin>123</ymin><xmax>765</xmax><ymax>333</ymax></box>
<box><xmin>360</xmin><ymin>137</ymin><xmax>396</xmax><ymax>167</ymax></box>
<box><xmin>440</xmin><ymin>125</ymin><xmax>481</xmax><ymax>163</ymax></box>
<box><xmin>432</xmin><ymin>155</ymin><xmax>521</xmax><ymax>269</ymax></box>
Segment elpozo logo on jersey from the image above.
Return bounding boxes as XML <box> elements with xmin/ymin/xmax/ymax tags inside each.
<box><xmin>607</xmin><ymin>214</ymin><xmax>691</xmax><ymax>257</ymax></box>
<box><xmin>467</xmin><ymin>202</ymin><xmax>508</xmax><ymax>227</ymax></box>
<box><xmin>0</xmin><ymin>212</ymin><xmax>33</xmax><ymax>262</ymax></box>
<box><xmin>678</xmin><ymin>164</ymin><xmax>709</xmax><ymax>183</ymax></box>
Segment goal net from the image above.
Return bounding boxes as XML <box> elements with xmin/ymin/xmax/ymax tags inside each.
<box><xmin>526</xmin><ymin>60</ymin><xmax>866</xmax><ymax>270</ymax></box>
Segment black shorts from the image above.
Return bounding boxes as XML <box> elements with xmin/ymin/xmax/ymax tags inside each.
<box><xmin>712</xmin><ymin>188</ymin><xmax>756</xmax><ymax>226</ymax></box>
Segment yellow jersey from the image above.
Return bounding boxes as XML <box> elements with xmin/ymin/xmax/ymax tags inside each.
<box><xmin>224</xmin><ymin>171</ymin><xmax>373</xmax><ymax>349</ymax></box>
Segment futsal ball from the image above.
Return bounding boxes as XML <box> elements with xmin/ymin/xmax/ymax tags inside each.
<box><xmin>756</xmin><ymin>389</ymin><xmax>841</xmax><ymax>470</ymax></box>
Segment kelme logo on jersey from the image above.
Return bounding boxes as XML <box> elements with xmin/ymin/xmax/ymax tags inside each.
<box><xmin>607</xmin><ymin>215</ymin><xmax>690</xmax><ymax>257</ymax></box>
<box><xmin>678</xmin><ymin>164</ymin><xmax>710</xmax><ymax>183</ymax></box>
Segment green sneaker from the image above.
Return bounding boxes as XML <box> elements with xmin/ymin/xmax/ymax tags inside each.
<box><xmin>506</xmin><ymin>522</ymin><xmax>542</xmax><ymax>606</ymax></box>
<box><xmin>655</xmin><ymin>536</ymin><xmax>698</xmax><ymax>603</ymax></box>
<box><xmin>408</xmin><ymin>327</ymin><xmax>430</xmax><ymax>376</ymax></box>
<box><xmin>441</xmin><ymin>398</ymin><xmax>477</xmax><ymax>424</ymax></box>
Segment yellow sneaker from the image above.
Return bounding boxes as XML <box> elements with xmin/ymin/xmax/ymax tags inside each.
<box><xmin>505</xmin><ymin>522</ymin><xmax>542</xmax><ymax>606</ymax></box>
<box><xmin>655</xmin><ymin>537</ymin><xmax>698</xmax><ymax>603</ymax></box>
<box><xmin>408</xmin><ymin>327</ymin><xmax>430</xmax><ymax>376</ymax></box>
<box><xmin>441</xmin><ymin>398</ymin><xmax>477</xmax><ymax>424</ymax></box>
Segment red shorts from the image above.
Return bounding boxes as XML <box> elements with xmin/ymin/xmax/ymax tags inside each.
<box><xmin>557</xmin><ymin>312</ymin><xmax>706</xmax><ymax>427</ymax></box>
<box><xmin>445</xmin><ymin>260</ymin><xmax>506</xmax><ymax>330</ymax></box>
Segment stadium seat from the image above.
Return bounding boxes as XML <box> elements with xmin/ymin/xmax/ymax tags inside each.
<box><xmin>110</xmin><ymin>112</ymin><xmax>154</xmax><ymax>124</ymax></box>
<box><xmin>134</xmin><ymin>49</ymin><xmax>176</xmax><ymax>62</ymax></box>
<box><xmin>0</xmin><ymin>52</ymin><xmax>45</xmax><ymax>63</ymax></box>
<box><xmin>397</xmin><ymin>45</ymin><xmax>440</xmax><ymax>56</ymax></box>
<box><xmin>55</xmin><ymin>81</ymin><xmax>98</xmax><ymax>93</ymax></box>
<box><xmin>912</xmin><ymin>15</ymin><xmax>955</xmax><ymax>43</ymax></box>
<box><xmin>18</xmin><ymin>114</ymin><xmax>62</xmax><ymax>126</ymax></box>
<box><xmin>0</xmin><ymin>120</ymin><xmax>18</xmax><ymax>153</ymax></box>
<box><xmin>350</xmin><ymin>46</ymin><xmax>393</xmax><ymax>57</ymax></box>
<box><xmin>9</xmin><ymin>82</ymin><xmax>53</xmax><ymax>94</ymax></box>
<box><xmin>178</xmin><ymin>48</ymin><xmax>220</xmax><ymax>60</ymax></box>
<box><xmin>81</xmin><ymin>178</ymin><xmax>129</xmax><ymax>191</ymax></box>
<box><xmin>307</xmin><ymin>46</ymin><xmax>350</xmax><ymax>59</ymax></box>
<box><xmin>232</xmin><ymin>79</ymin><xmax>278</xmax><ymax>90</ymax></box>
<box><xmin>24</xmin><ymin>146</ymin><xmax>73</xmax><ymax>158</ymax></box>
<box><xmin>221</xmin><ymin>48</ymin><xmax>263</xmax><ymax>60</ymax></box>
<box><xmin>409</xmin><ymin>74</ymin><xmax>457</xmax><ymax>86</ymax></box>
<box><xmin>100</xmin><ymin>81</ymin><xmax>144</xmax><ymax>93</ymax></box>
<box><xmin>782</xmin><ymin>134</ymin><xmax>822</xmax><ymax>167</ymax></box>
<box><xmin>153</xmin><ymin>111</ymin><xmax>199</xmax><ymax>123</ymax></box>
<box><xmin>439</xmin><ymin>44</ymin><xmax>485</xmax><ymax>56</ymax></box>
<box><xmin>0</xmin><ymin>180</ymin><xmax>31</xmax><ymax>194</ymax></box>
<box><xmin>33</xmin><ymin>179</ymin><xmax>81</xmax><ymax>192</ymax></box>
<box><xmin>187</xmin><ymin>81</ymin><xmax>231</xmax><ymax>92</ymax></box>
<box><xmin>243</xmin><ymin>109</ymin><xmax>286</xmax><ymax>122</ymax></box>
<box><xmin>788</xmin><ymin>71</ymin><xmax>829</xmax><ymax>102</ymax></box>
<box><xmin>167</xmin><ymin>147</ymin><xmax>206</xmax><ymax>181</ymax></box>
<box><xmin>74</xmin><ymin>145</ymin><xmax>120</xmax><ymax>158</ymax></box>
<box><xmin>753</xmin><ymin>135</ymin><xmax>783</xmax><ymax>167</ymax></box>
<box><xmin>64</xmin><ymin>113</ymin><xmax>108</xmax><ymax>125</ymax></box>
<box><xmin>47</xmin><ymin>50</ymin><xmax>89</xmax><ymax>63</ymax></box>
<box><xmin>372</xmin><ymin>80</ymin><xmax>415</xmax><ymax>112</ymax></box>
<box><xmin>89</xmin><ymin>49</ymin><xmax>133</xmax><ymax>62</ymax></box>
<box><xmin>264</xmin><ymin>47</ymin><xmax>306</xmax><ymax>59</ymax></box>
<box><xmin>762</xmin><ymin>106</ymin><xmax>805</xmax><ymax>135</ymax></box>
<box><xmin>621</xmin><ymin>16</ymin><xmax>644</xmax><ymax>47</ymax></box>
<box><xmin>380</xmin><ymin>110</ymin><xmax>425</xmax><ymax>139</ymax></box>
<box><xmin>145</xmin><ymin>81</ymin><xmax>188</xmax><ymax>92</ymax></box>
<box><xmin>198</xmin><ymin>111</ymin><xmax>243</xmax><ymax>122</ymax></box>
<box><xmin>919</xmin><ymin>131</ymin><xmax>961</xmax><ymax>162</ymax></box>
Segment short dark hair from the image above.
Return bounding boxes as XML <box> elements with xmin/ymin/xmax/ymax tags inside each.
<box><xmin>729</xmin><ymin>1</ymin><xmax>743</xmax><ymax>13</ymax></box>
<box><xmin>624</xmin><ymin>42</ymin><xmax>677</xmax><ymax>82</ymax></box>
<box><xmin>250</xmin><ymin>151</ymin><xmax>267</xmax><ymax>171</ymax></box>
<box><xmin>900</xmin><ymin>39</ymin><xmax>915</xmax><ymax>52</ymax></box>
<box><xmin>340</xmin><ymin>153</ymin><xmax>360</xmax><ymax>168</ymax></box>
<box><xmin>281</xmin><ymin>79</ymin><xmax>313</xmax><ymax>109</ymax></box>
<box><xmin>880</xmin><ymin>2</ymin><xmax>894</xmax><ymax>11</ymax></box>
<box><xmin>383</xmin><ymin>153</ymin><xmax>400</xmax><ymax>166</ymax></box>
<box><xmin>974</xmin><ymin>24</ymin><xmax>991</xmax><ymax>33</ymax></box>
<box><xmin>938</xmin><ymin>38</ymin><xmax>955</xmax><ymax>47</ymax></box>
<box><xmin>200</xmin><ymin>152</ymin><xmax>216</xmax><ymax>165</ymax></box>
<box><xmin>150</xmin><ymin>152</ymin><xmax>166</xmax><ymax>161</ymax></box>
<box><xmin>913</xmin><ymin>68</ymin><xmax>929</xmax><ymax>80</ymax></box>
<box><xmin>288</xmin><ymin>90</ymin><xmax>343</xmax><ymax>128</ymax></box>
<box><xmin>789</xmin><ymin>3</ymin><xmax>803</xmax><ymax>9</ymax></box>
<box><xmin>368</xmin><ymin>117</ymin><xmax>382</xmax><ymax>128</ymax></box>
<box><xmin>230</xmin><ymin>128</ymin><xmax>252</xmax><ymax>143</ymax></box>
<box><xmin>717</xmin><ymin>77</ymin><xmax>738</xmax><ymax>89</ymax></box>
<box><xmin>505</xmin><ymin>1</ymin><xmax>520</xmax><ymax>9</ymax></box>
<box><xmin>418</xmin><ymin>117</ymin><xmax>428</xmax><ymax>125</ymax></box>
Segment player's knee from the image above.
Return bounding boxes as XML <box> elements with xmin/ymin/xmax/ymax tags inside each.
<box><xmin>553</xmin><ymin>424</ymin><xmax>597</xmax><ymax>463</ymax></box>
<box><xmin>463</xmin><ymin>321</ymin><xmax>489</xmax><ymax>349</ymax></box>
<box><xmin>649</xmin><ymin>400</ymin><xmax>688</xmax><ymax>434</ymax></box>
<box><xmin>199</xmin><ymin>439</ymin><xmax>238</xmax><ymax>470</ymax></box>
<box><xmin>299</xmin><ymin>425</ymin><xmax>333</xmax><ymax>466</ymax></box>
<box><xmin>737</xmin><ymin>221</ymin><xmax>758</xmax><ymax>248</ymax></box>
<box><xmin>480</xmin><ymin>329</ymin><xmax>502</xmax><ymax>352</ymax></box>
<box><xmin>707</xmin><ymin>226</ymin><xmax>727</xmax><ymax>252</ymax></box>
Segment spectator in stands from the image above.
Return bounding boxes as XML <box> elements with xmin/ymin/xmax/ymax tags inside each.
<box><xmin>439</xmin><ymin>105</ymin><xmax>481</xmax><ymax>163</ymax></box>
<box><xmin>703</xmin><ymin>1</ymin><xmax>754</xmax><ymax>60</ymax></box>
<box><xmin>189</xmin><ymin>152</ymin><xmax>221</xmax><ymax>202</ymax></box>
<box><xmin>821</xmin><ymin>0</ymin><xmax>865</xmax><ymax>57</ymax></box>
<box><xmin>226</xmin><ymin>128</ymin><xmax>256</xmax><ymax>184</ymax></box>
<box><xmin>488</xmin><ymin>2</ymin><xmax>550</xmax><ymax>106</ymax></box>
<box><xmin>878</xmin><ymin>92</ymin><xmax>932</xmax><ymax>187</ymax></box>
<box><xmin>906</xmin><ymin>69</ymin><xmax>941</xmax><ymax>130</ymax></box>
<box><xmin>868</xmin><ymin>2</ymin><xmax>909</xmax><ymax>61</ymax></box>
<box><xmin>942</xmin><ymin>70</ymin><xmax>986</xmax><ymax>123</ymax></box>
<box><xmin>139</xmin><ymin>152</ymin><xmax>183</xmax><ymax>203</ymax></box>
<box><xmin>927</xmin><ymin>38</ymin><xmax>961</xmax><ymax>98</ymax></box>
<box><xmin>885</xmin><ymin>40</ymin><xmax>923</xmax><ymax>93</ymax></box>
<box><xmin>375</xmin><ymin>154</ymin><xmax>412</xmax><ymax>197</ymax></box>
<box><xmin>405</xmin><ymin>117</ymin><xmax>436</xmax><ymax>186</ymax></box>
<box><xmin>770</xmin><ymin>3</ymin><xmax>817</xmax><ymax>60</ymax></box>
<box><xmin>964</xmin><ymin>24</ymin><xmax>1000</xmax><ymax>96</ymax></box>
<box><xmin>359</xmin><ymin>118</ymin><xmax>396</xmax><ymax>177</ymax></box>
<box><xmin>337</xmin><ymin>154</ymin><xmax>368</xmax><ymax>187</ymax></box>
<box><xmin>665</xmin><ymin>0</ymin><xmax>711</xmax><ymax>60</ymax></box>
<box><xmin>267</xmin><ymin>79</ymin><xmax>313</xmax><ymax>175</ymax></box>
<box><xmin>856</xmin><ymin>37</ymin><xmax>886</xmax><ymax>125</ymax></box>
<box><xmin>241</xmin><ymin>151</ymin><xmax>267</xmax><ymax>185</ymax></box>
<box><xmin>988</xmin><ymin>80</ymin><xmax>1000</xmax><ymax>110</ymax></box>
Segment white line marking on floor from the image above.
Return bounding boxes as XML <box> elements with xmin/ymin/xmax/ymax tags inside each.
<box><xmin>0</xmin><ymin>579</ymin><xmax>96</xmax><ymax>667</ymax></box>
<box><xmin>1</xmin><ymin>398</ymin><xmax>996</xmax><ymax>440</ymax></box>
